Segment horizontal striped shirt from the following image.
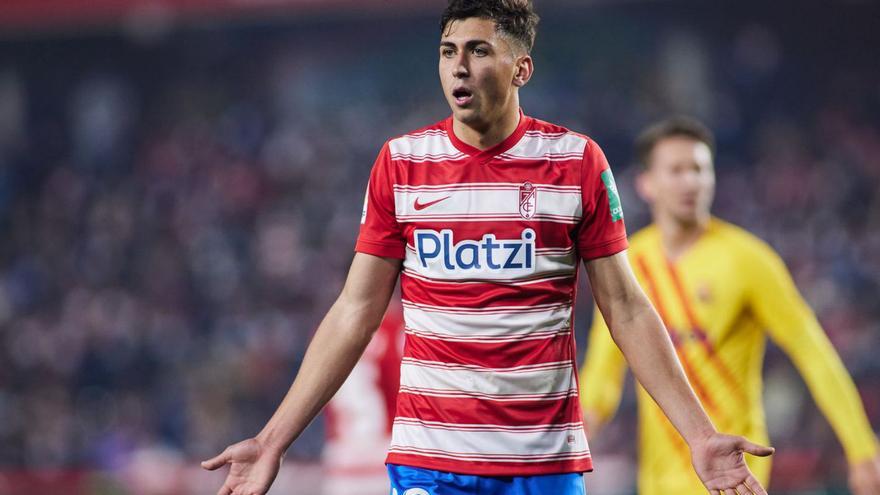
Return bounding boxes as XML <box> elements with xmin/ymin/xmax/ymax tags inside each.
<box><xmin>355</xmin><ymin>111</ymin><xmax>628</xmax><ymax>476</ymax></box>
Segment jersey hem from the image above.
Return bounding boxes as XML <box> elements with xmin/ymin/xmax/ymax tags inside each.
<box><xmin>385</xmin><ymin>453</ymin><xmax>594</xmax><ymax>477</ymax></box>
<box><xmin>579</xmin><ymin>235</ymin><xmax>628</xmax><ymax>260</ymax></box>
<box><xmin>355</xmin><ymin>238</ymin><xmax>406</xmax><ymax>259</ymax></box>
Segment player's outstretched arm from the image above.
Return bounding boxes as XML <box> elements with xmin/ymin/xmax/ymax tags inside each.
<box><xmin>201</xmin><ymin>252</ymin><xmax>402</xmax><ymax>495</ymax></box>
<box><xmin>585</xmin><ymin>251</ymin><xmax>774</xmax><ymax>495</ymax></box>
<box><xmin>744</xmin><ymin>244</ymin><xmax>880</xmax><ymax>495</ymax></box>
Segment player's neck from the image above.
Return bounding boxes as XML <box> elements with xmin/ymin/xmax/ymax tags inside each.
<box><xmin>655</xmin><ymin>213</ymin><xmax>710</xmax><ymax>261</ymax></box>
<box><xmin>452</xmin><ymin>105</ymin><xmax>521</xmax><ymax>151</ymax></box>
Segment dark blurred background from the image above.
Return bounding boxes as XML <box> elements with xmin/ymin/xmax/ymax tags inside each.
<box><xmin>0</xmin><ymin>0</ymin><xmax>878</xmax><ymax>493</ymax></box>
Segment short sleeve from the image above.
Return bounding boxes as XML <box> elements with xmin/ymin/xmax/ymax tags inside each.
<box><xmin>355</xmin><ymin>143</ymin><xmax>406</xmax><ymax>259</ymax></box>
<box><xmin>575</xmin><ymin>139</ymin><xmax>628</xmax><ymax>260</ymax></box>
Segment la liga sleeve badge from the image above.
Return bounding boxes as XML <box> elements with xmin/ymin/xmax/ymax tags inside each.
<box><xmin>600</xmin><ymin>169</ymin><xmax>624</xmax><ymax>222</ymax></box>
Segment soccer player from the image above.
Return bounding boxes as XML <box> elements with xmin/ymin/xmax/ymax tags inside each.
<box><xmin>201</xmin><ymin>2</ymin><xmax>774</xmax><ymax>494</ymax></box>
<box><xmin>579</xmin><ymin>116</ymin><xmax>880</xmax><ymax>495</ymax></box>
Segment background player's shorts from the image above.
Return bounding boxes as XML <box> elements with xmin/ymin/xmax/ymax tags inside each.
<box><xmin>387</xmin><ymin>464</ymin><xmax>587</xmax><ymax>495</ymax></box>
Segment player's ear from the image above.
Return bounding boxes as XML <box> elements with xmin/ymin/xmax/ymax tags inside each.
<box><xmin>635</xmin><ymin>169</ymin><xmax>655</xmax><ymax>203</ymax></box>
<box><xmin>512</xmin><ymin>55</ymin><xmax>533</xmax><ymax>88</ymax></box>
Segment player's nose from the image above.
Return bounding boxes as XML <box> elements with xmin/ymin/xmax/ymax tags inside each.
<box><xmin>452</xmin><ymin>54</ymin><xmax>469</xmax><ymax>78</ymax></box>
<box><xmin>680</xmin><ymin>169</ymin><xmax>703</xmax><ymax>189</ymax></box>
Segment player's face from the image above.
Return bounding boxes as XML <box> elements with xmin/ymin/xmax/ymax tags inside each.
<box><xmin>638</xmin><ymin>136</ymin><xmax>715</xmax><ymax>225</ymax></box>
<box><xmin>439</xmin><ymin>18</ymin><xmax>527</xmax><ymax>129</ymax></box>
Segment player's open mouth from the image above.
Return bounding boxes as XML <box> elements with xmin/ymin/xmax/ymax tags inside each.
<box><xmin>453</xmin><ymin>88</ymin><xmax>473</xmax><ymax>106</ymax></box>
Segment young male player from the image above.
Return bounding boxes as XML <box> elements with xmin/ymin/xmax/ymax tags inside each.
<box><xmin>202</xmin><ymin>3</ymin><xmax>774</xmax><ymax>494</ymax></box>
<box><xmin>579</xmin><ymin>116</ymin><xmax>880</xmax><ymax>495</ymax></box>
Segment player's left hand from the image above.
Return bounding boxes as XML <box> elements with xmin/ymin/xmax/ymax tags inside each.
<box><xmin>201</xmin><ymin>437</ymin><xmax>283</xmax><ymax>495</ymax></box>
<box><xmin>690</xmin><ymin>432</ymin><xmax>774</xmax><ymax>495</ymax></box>
<box><xmin>849</xmin><ymin>454</ymin><xmax>880</xmax><ymax>495</ymax></box>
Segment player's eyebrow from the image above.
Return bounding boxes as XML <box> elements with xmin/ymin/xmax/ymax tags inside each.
<box><xmin>439</xmin><ymin>39</ymin><xmax>492</xmax><ymax>49</ymax></box>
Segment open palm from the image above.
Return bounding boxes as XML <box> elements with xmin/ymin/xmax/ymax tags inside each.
<box><xmin>201</xmin><ymin>438</ymin><xmax>283</xmax><ymax>495</ymax></box>
<box><xmin>691</xmin><ymin>433</ymin><xmax>774</xmax><ymax>495</ymax></box>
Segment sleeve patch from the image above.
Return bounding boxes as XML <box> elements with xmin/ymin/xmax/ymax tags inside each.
<box><xmin>361</xmin><ymin>183</ymin><xmax>369</xmax><ymax>224</ymax></box>
<box><xmin>600</xmin><ymin>169</ymin><xmax>624</xmax><ymax>222</ymax></box>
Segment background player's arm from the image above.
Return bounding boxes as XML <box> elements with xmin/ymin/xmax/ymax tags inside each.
<box><xmin>585</xmin><ymin>251</ymin><xmax>773</xmax><ymax>495</ymax></box>
<box><xmin>745</xmin><ymin>242</ymin><xmax>880</xmax><ymax>494</ymax></box>
<box><xmin>585</xmin><ymin>251</ymin><xmax>713</xmax><ymax>447</ymax></box>
<box><xmin>202</xmin><ymin>253</ymin><xmax>401</xmax><ymax>495</ymax></box>
<box><xmin>578</xmin><ymin>304</ymin><xmax>627</xmax><ymax>436</ymax></box>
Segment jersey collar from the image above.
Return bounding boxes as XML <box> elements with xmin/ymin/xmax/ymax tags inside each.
<box><xmin>445</xmin><ymin>108</ymin><xmax>532</xmax><ymax>164</ymax></box>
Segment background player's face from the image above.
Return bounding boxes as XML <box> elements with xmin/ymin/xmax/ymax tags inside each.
<box><xmin>439</xmin><ymin>17</ymin><xmax>529</xmax><ymax>129</ymax></box>
<box><xmin>638</xmin><ymin>136</ymin><xmax>716</xmax><ymax>225</ymax></box>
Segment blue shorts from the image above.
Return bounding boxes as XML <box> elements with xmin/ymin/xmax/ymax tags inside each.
<box><xmin>387</xmin><ymin>464</ymin><xmax>586</xmax><ymax>495</ymax></box>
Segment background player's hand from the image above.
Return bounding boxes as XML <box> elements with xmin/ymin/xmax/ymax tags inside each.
<box><xmin>582</xmin><ymin>410</ymin><xmax>604</xmax><ymax>438</ymax></box>
<box><xmin>201</xmin><ymin>437</ymin><xmax>283</xmax><ymax>495</ymax></box>
<box><xmin>690</xmin><ymin>432</ymin><xmax>774</xmax><ymax>495</ymax></box>
<box><xmin>849</xmin><ymin>454</ymin><xmax>880</xmax><ymax>495</ymax></box>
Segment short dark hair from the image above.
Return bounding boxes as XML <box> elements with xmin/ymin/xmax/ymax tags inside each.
<box><xmin>635</xmin><ymin>116</ymin><xmax>716</xmax><ymax>169</ymax></box>
<box><xmin>440</xmin><ymin>0</ymin><xmax>539</xmax><ymax>54</ymax></box>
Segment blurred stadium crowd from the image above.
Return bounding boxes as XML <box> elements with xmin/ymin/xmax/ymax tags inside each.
<box><xmin>0</xmin><ymin>2</ymin><xmax>878</xmax><ymax>494</ymax></box>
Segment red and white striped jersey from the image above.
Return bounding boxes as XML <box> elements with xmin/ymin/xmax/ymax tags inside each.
<box><xmin>355</xmin><ymin>111</ymin><xmax>628</xmax><ymax>477</ymax></box>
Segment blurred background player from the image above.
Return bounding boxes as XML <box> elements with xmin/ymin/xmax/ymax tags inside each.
<box><xmin>322</xmin><ymin>301</ymin><xmax>403</xmax><ymax>495</ymax></box>
<box><xmin>579</xmin><ymin>116</ymin><xmax>880</xmax><ymax>495</ymax></box>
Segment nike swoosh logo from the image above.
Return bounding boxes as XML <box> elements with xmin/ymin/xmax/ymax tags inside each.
<box><xmin>414</xmin><ymin>196</ymin><xmax>451</xmax><ymax>211</ymax></box>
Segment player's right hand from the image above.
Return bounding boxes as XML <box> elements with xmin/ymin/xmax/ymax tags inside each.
<box><xmin>581</xmin><ymin>410</ymin><xmax>605</xmax><ymax>438</ymax></box>
<box><xmin>690</xmin><ymin>432</ymin><xmax>773</xmax><ymax>495</ymax></box>
<box><xmin>849</xmin><ymin>454</ymin><xmax>880</xmax><ymax>495</ymax></box>
<box><xmin>201</xmin><ymin>437</ymin><xmax>283</xmax><ymax>495</ymax></box>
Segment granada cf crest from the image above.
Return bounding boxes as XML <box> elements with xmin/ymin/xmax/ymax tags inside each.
<box><xmin>519</xmin><ymin>181</ymin><xmax>537</xmax><ymax>219</ymax></box>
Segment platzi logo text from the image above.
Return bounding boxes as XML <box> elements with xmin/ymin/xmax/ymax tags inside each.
<box><xmin>414</xmin><ymin>229</ymin><xmax>536</xmax><ymax>277</ymax></box>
